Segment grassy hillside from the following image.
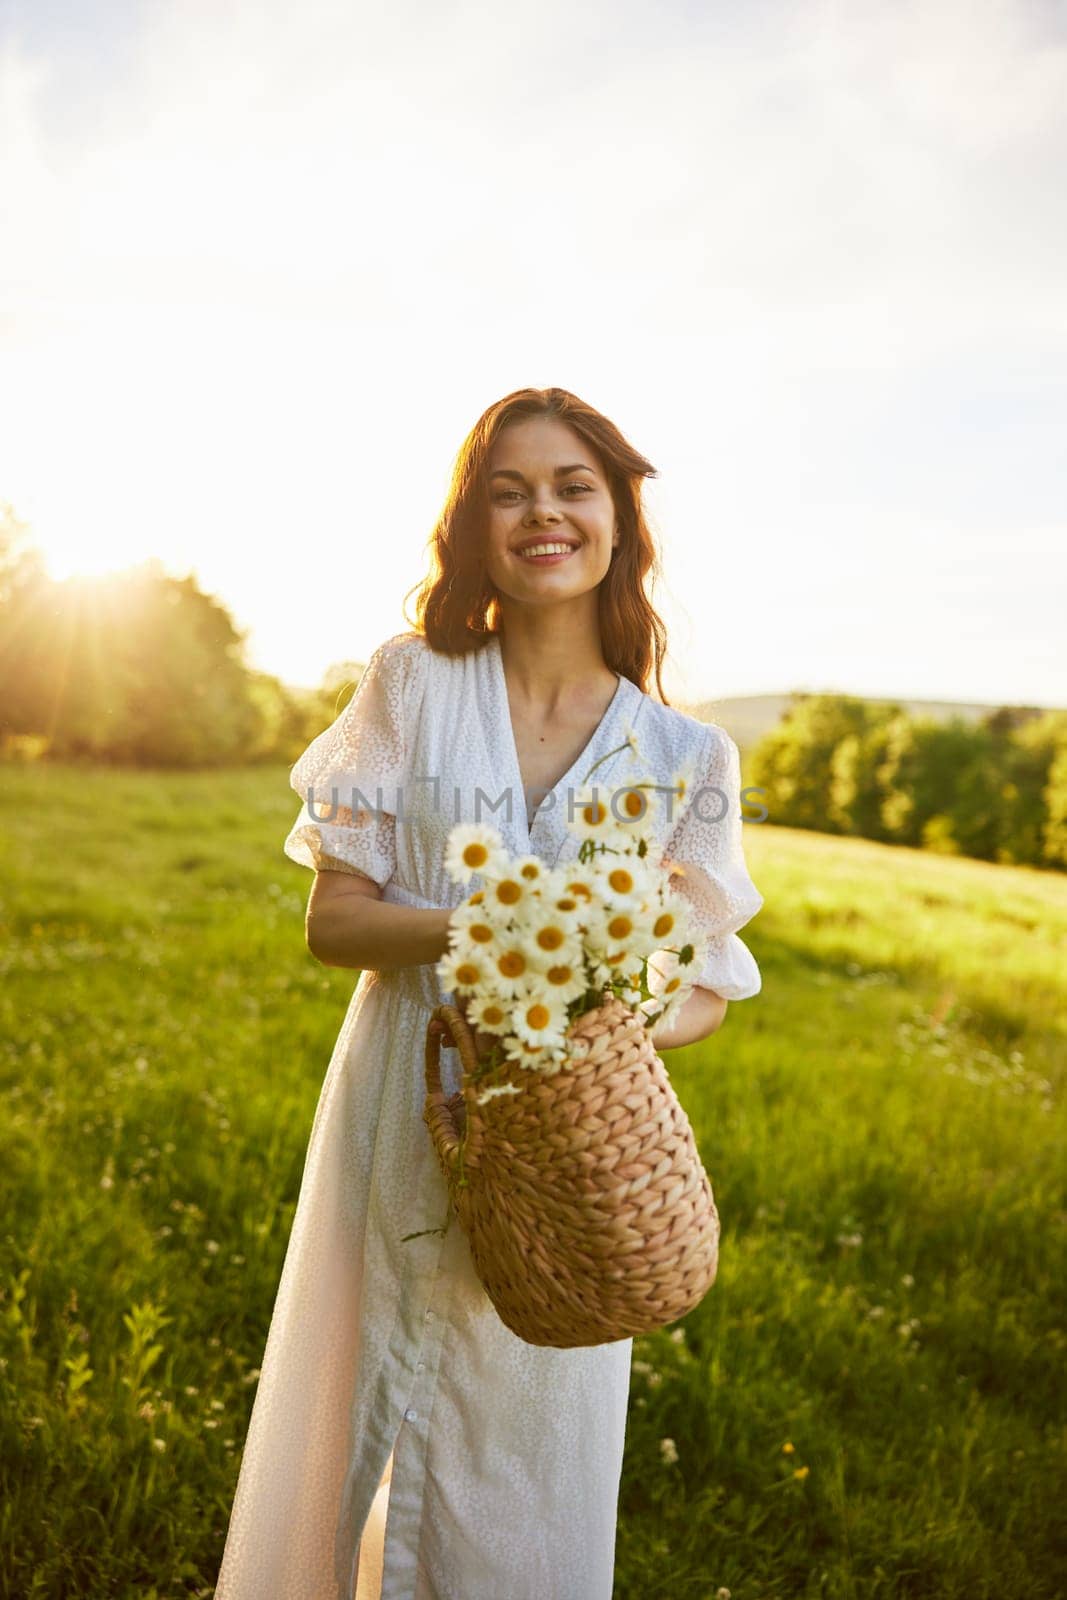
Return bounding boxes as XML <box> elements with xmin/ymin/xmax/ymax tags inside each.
<box><xmin>0</xmin><ymin>764</ymin><xmax>1064</xmax><ymax>1598</ymax></box>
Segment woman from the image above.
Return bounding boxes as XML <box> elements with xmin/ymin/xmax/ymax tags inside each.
<box><xmin>213</xmin><ymin>387</ymin><xmax>764</xmax><ymax>1600</ymax></box>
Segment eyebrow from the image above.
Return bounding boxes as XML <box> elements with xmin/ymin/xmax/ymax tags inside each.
<box><xmin>488</xmin><ymin>463</ymin><xmax>596</xmax><ymax>482</ymax></box>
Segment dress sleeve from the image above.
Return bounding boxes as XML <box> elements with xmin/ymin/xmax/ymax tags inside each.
<box><xmin>282</xmin><ymin>633</ymin><xmax>423</xmax><ymax>888</ymax></box>
<box><xmin>658</xmin><ymin>723</ymin><xmax>764</xmax><ymax>1001</ymax></box>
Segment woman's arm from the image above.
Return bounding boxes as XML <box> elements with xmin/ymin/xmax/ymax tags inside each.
<box><xmin>305</xmin><ymin>869</ymin><xmax>453</xmax><ymax>972</ymax></box>
<box><xmin>305</xmin><ymin>872</ymin><xmax>728</xmax><ymax>1048</ymax></box>
<box><xmin>649</xmin><ymin>987</ymin><xmax>728</xmax><ymax>1052</ymax></box>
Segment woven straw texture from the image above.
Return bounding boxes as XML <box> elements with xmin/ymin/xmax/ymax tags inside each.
<box><xmin>423</xmin><ymin>995</ymin><xmax>720</xmax><ymax>1348</ymax></box>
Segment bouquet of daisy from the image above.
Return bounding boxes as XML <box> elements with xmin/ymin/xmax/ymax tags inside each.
<box><xmin>436</xmin><ymin>749</ymin><xmax>711</xmax><ymax>1104</ymax></box>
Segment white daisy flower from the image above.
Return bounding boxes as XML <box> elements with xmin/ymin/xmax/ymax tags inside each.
<box><xmin>469</xmin><ymin>993</ymin><xmax>512</xmax><ymax>1035</ymax></box>
<box><xmin>534</xmin><ymin>954</ymin><xmax>588</xmax><ymax>1006</ymax></box>
<box><xmin>523</xmin><ymin>914</ymin><xmax>584</xmax><ymax>972</ymax></box>
<box><xmin>584</xmin><ymin>902</ymin><xmax>651</xmax><ymax>959</ymax></box>
<box><xmin>449</xmin><ymin>900</ymin><xmax>502</xmax><ymax>948</ymax></box>
<box><xmin>535</xmin><ymin>873</ymin><xmax>586</xmax><ymax>933</ymax></box>
<box><xmin>511</xmin><ymin>981</ymin><xmax>569</xmax><ymax>1049</ymax></box>
<box><xmin>551</xmin><ymin>868</ymin><xmax>598</xmax><ymax>912</ymax></box>
<box><xmin>503</xmin><ymin>1033</ymin><xmax>554</xmax><ymax>1070</ymax></box>
<box><xmin>482</xmin><ymin>870</ymin><xmax>535</xmax><ymax>919</ymax></box>
<box><xmin>511</xmin><ymin>853</ymin><xmax>549</xmax><ymax>887</ymax></box>
<box><xmin>565</xmin><ymin>785</ymin><xmax>629</xmax><ymax>846</ymax></box>
<box><xmin>485</xmin><ymin>939</ymin><xmax>537</xmax><ymax>998</ymax></box>
<box><xmin>590</xmin><ymin>855</ymin><xmax>657</xmax><ymax>914</ymax></box>
<box><xmin>436</xmin><ymin>947</ymin><xmax>489</xmax><ymax>994</ymax></box>
<box><xmin>444</xmin><ymin>823</ymin><xmax>508</xmax><ymax>884</ymax></box>
<box><xmin>664</xmin><ymin>761</ymin><xmax>698</xmax><ymax>819</ymax></box>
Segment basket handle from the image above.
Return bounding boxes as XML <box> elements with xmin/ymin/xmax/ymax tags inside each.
<box><xmin>424</xmin><ymin>1003</ymin><xmax>486</xmax><ymax>1172</ymax></box>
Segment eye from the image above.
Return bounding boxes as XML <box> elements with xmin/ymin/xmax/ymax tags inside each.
<box><xmin>492</xmin><ymin>483</ymin><xmax>593</xmax><ymax>503</ymax></box>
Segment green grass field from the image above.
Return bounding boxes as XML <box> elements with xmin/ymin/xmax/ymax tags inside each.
<box><xmin>1</xmin><ymin>763</ymin><xmax>1064</xmax><ymax>1598</ymax></box>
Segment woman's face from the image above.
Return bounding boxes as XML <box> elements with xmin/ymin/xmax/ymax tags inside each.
<box><xmin>483</xmin><ymin>417</ymin><xmax>618</xmax><ymax>612</ymax></box>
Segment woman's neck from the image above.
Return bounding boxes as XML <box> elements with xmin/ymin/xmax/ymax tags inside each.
<box><xmin>494</xmin><ymin>598</ymin><xmax>615</xmax><ymax>710</ymax></box>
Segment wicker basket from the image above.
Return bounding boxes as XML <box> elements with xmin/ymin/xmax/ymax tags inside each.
<box><xmin>422</xmin><ymin>995</ymin><xmax>720</xmax><ymax>1348</ymax></box>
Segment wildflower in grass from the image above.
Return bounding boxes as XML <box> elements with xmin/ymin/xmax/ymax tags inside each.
<box><xmin>781</xmin><ymin>1441</ymin><xmax>795</xmax><ymax>1454</ymax></box>
<box><xmin>659</xmin><ymin>1438</ymin><xmax>679</xmax><ymax>1465</ymax></box>
<box><xmin>152</xmin><ymin>1437</ymin><xmax>167</xmax><ymax>1452</ymax></box>
<box><xmin>793</xmin><ymin>1465</ymin><xmax>809</xmax><ymax>1481</ymax></box>
<box><xmin>669</xmin><ymin>1328</ymin><xmax>686</xmax><ymax>1345</ymax></box>
<box><xmin>204</xmin><ymin>1240</ymin><xmax>220</xmax><ymax>1255</ymax></box>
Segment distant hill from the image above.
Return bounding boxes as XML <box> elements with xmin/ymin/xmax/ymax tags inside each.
<box><xmin>677</xmin><ymin>692</ymin><xmax>1063</xmax><ymax>757</ymax></box>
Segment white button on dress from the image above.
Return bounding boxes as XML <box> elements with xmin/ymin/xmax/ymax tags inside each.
<box><xmin>214</xmin><ymin>629</ymin><xmax>764</xmax><ymax>1600</ymax></box>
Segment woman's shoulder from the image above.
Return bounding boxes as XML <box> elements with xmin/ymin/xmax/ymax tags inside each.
<box><xmin>629</xmin><ymin>686</ymin><xmax>729</xmax><ymax>768</ymax></box>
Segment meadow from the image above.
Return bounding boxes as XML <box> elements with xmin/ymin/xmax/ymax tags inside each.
<box><xmin>1</xmin><ymin>762</ymin><xmax>1064</xmax><ymax>1598</ymax></box>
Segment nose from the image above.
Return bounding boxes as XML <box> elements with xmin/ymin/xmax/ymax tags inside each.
<box><xmin>524</xmin><ymin>491</ymin><xmax>564</xmax><ymax>526</ymax></box>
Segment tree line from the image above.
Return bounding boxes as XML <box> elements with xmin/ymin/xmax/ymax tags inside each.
<box><xmin>748</xmin><ymin>693</ymin><xmax>1067</xmax><ymax>871</ymax></box>
<box><xmin>0</xmin><ymin>505</ymin><xmax>356</xmax><ymax>768</ymax></box>
<box><xmin>3</xmin><ymin>504</ymin><xmax>1064</xmax><ymax>870</ymax></box>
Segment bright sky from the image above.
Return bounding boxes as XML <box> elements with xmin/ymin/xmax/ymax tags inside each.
<box><xmin>1</xmin><ymin>0</ymin><xmax>1065</xmax><ymax>708</ymax></box>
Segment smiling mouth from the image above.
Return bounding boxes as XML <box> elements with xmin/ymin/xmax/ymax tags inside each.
<box><xmin>514</xmin><ymin>540</ymin><xmax>578</xmax><ymax>562</ymax></box>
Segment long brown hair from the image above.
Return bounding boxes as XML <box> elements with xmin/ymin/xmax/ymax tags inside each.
<box><xmin>403</xmin><ymin>387</ymin><xmax>671</xmax><ymax>702</ymax></box>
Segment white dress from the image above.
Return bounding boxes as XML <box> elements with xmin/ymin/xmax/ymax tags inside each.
<box><xmin>213</xmin><ymin>629</ymin><xmax>764</xmax><ymax>1600</ymax></box>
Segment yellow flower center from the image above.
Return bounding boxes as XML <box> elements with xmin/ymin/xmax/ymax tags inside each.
<box><xmin>608</xmin><ymin>868</ymin><xmax>634</xmax><ymax>894</ymax></box>
<box><xmin>462</xmin><ymin>842</ymin><xmax>489</xmax><ymax>868</ymax></box>
<box><xmin>455</xmin><ymin>963</ymin><xmax>480</xmax><ymax>986</ymax></box>
<box><xmin>497</xmin><ymin>950</ymin><xmax>526</xmax><ymax>979</ymax></box>
<box><xmin>469</xmin><ymin>890</ymin><xmax>484</xmax><ymax>904</ymax></box>
<box><xmin>483</xmin><ymin>1005</ymin><xmax>505</xmax><ymax>1027</ymax></box>
<box><xmin>665</xmin><ymin>976</ymin><xmax>681</xmax><ymax>993</ymax></box>
<box><xmin>546</xmin><ymin>964</ymin><xmax>574</xmax><ymax>986</ymax></box>
<box><xmin>555</xmin><ymin>896</ymin><xmax>578</xmax><ymax>913</ymax></box>
<box><xmin>495</xmin><ymin>880</ymin><xmax>522</xmax><ymax>905</ymax></box>
<box><xmin>607</xmin><ymin>914</ymin><xmax>633</xmax><ymax>941</ymax></box>
<box><xmin>525</xmin><ymin>1003</ymin><xmax>550</xmax><ymax>1030</ymax></box>
<box><xmin>469</xmin><ymin>923</ymin><xmax>494</xmax><ymax>943</ymax></box>
<box><xmin>621</xmin><ymin>789</ymin><xmax>645</xmax><ymax>818</ymax></box>
<box><xmin>519</xmin><ymin>862</ymin><xmax>540</xmax><ymax>879</ymax></box>
<box><xmin>653</xmin><ymin>912</ymin><xmax>674</xmax><ymax>939</ymax></box>
<box><xmin>566</xmin><ymin>882</ymin><xmax>592</xmax><ymax>900</ymax></box>
<box><xmin>535</xmin><ymin>926</ymin><xmax>565</xmax><ymax>951</ymax></box>
<box><xmin>581</xmin><ymin>800</ymin><xmax>608</xmax><ymax>826</ymax></box>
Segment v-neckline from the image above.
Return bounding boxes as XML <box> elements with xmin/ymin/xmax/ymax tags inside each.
<box><xmin>488</xmin><ymin>630</ymin><xmax>633</xmax><ymax>841</ymax></box>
